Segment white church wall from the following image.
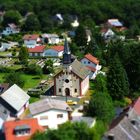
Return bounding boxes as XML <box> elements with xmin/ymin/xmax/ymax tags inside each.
<box><xmin>81</xmin><ymin>76</ymin><xmax>89</xmax><ymax>95</ymax></box>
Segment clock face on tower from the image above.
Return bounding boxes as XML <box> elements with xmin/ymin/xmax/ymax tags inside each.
<box><xmin>65</xmin><ymin>79</ymin><xmax>69</xmax><ymax>83</ymax></box>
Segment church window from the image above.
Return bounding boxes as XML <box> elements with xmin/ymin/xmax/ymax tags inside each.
<box><xmin>75</xmin><ymin>89</ymin><xmax>77</xmax><ymax>92</ymax></box>
<box><xmin>59</xmin><ymin>88</ymin><xmax>61</xmax><ymax>92</ymax></box>
<box><xmin>65</xmin><ymin>79</ymin><xmax>69</xmax><ymax>83</ymax></box>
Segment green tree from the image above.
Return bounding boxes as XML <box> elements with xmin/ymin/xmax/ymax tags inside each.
<box><xmin>74</xmin><ymin>25</ymin><xmax>87</xmax><ymax>47</ymax></box>
<box><xmin>18</xmin><ymin>46</ymin><xmax>29</xmax><ymax>65</ymax></box>
<box><xmin>4</xmin><ymin>72</ymin><xmax>25</xmax><ymax>88</ymax></box>
<box><xmin>107</xmin><ymin>53</ymin><xmax>129</xmax><ymax>100</ymax></box>
<box><xmin>43</xmin><ymin>59</ymin><xmax>54</xmax><ymax>74</ymax></box>
<box><xmin>22</xmin><ymin>14</ymin><xmax>40</xmax><ymax>31</ymax></box>
<box><xmin>2</xmin><ymin>10</ymin><xmax>22</xmax><ymax>25</ymax></box>
<box><xmin>94</xmin><ymin>73</ymin><xmax>107</xmax><ymax>93</ymax></box>
<box><xmin>88</xmin><ymin>92</ymin><xmax>115</xmax><ymax>123</ymax></box>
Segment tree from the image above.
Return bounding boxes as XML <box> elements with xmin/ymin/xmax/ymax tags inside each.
<box><xmin>107</xmin><ymin>53</ymin><xmax>129</xmax><ymax>100</ymax></box>
<box><xmin>74</xmin><ymin>25</ymin><xmax>87</xmax><ymax>47</ymax></box>
<box><xmin>2</xmin><ymin>10</ymin><xmax>22</xmax><ymax>25</ymax></box>
<box><xmin>31</xmin><ymin>121</ymin><xmax>93</xmax><ymax>140</ymax></box>
<box><xmin>4</xmin><ymin>72</ymin><xmax>25</xmax><ymax>88</ymax></box>
<box><xmin>87</xmin><ymin>92</ymin><xmax>115</xmax><ymax>123</ymax></box>
<box><xmin>94</xmin><ymin>73</ymin><xmax>107</xmax><ymax>93</ymax></box>
<box><xmin>22</xmin><ymin>14</ymin><xmax>40</xmax><ymax>31</ymax></box>
<box><xmin>43</xmin><ymin>59</ymin><xmax>54</xmax><ymax>74</ymax></box>
<box><xmin>26</xmin><ymin>63</ymin><xmax>43</xmax><ymax>77</ymax></box>
<box><xmin>18</xmin><ymin>46</ymin><xmax>29</xmax><ymax>65</ymax></box>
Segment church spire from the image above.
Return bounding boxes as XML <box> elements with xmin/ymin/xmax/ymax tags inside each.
<box><xmin>63</xmin><ymin>38</ymin><xmax>71</xmax><ymax>64</ymax></box>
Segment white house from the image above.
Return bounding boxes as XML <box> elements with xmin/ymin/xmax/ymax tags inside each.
<box><xmin>23</xmin><ymin>34</ymin><xmax>41</xmax><ymax>48</ymax></box>
<box><xmin>81</xmin><ymin>53</ymin><xmax>101</xmax><ymax>79</ymax></box>
<box><xmin>29</xmin><ymin>98</ymin><xmax>72</xmax><ymax>129</ymax></box>
<box><xmin>0</xmin><ymin>84</ymin><xmax>30</xmax><ymax>129</ymax></box>
<box><xmin>71</xmin><ymin>19</ymin><xmax>79</xmax><ymax>27</ymax></box>
<box><xmin>0</xmin><ymin>42</ymin><xmax>18</xmax><ymax>52</ymax></box>
<box><xmin>42</xmin><ymin>34</ymin><xmax>60</xmax><ymax>44</ymax></box>
<box><xmin>2</xmin><ymin>23</ymin><xmax>20</xmax><ymax>36</ymax></box>
<box><xmin>101</xmin><ymin>28</ymin><xmax>115</xmax><ymax>40</ymax></box>
<box><xmin>44</xmin><ymin>46</ymin><xmax>64</xmax><ymax>57</ymax></box>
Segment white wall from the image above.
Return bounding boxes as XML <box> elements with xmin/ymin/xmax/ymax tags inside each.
<box><xmin>24</xmin><ymin>40</ymin><xmax>37</xmax><ymax>48</ymax></box>
<box><xmin>44</xmin><ymin>49</ymin><xmax>63</xmax><ymax>57</ymax></box>
<box><xmin>2</xmin><ymin>27</ymin><xmax>19</xmax><ymax>36</ymax></box>
<box><xmin>81</xmin><ymin>58</ymin><xmax>98</xmax><ymax>69</ymax></box>
<box><xmin>33</xmin><ymin>109</ymin><xmax>68</xmax><ymax>129</ymax></box>
<box><xmin>81</xmin><ymin>76</ymin><xmax>89</xmax><ymax>95</ymax></box>
<box><xmin>55</xmin><ymin>70</ymin><xmax>80</xmax><ymax>97</ymax></box>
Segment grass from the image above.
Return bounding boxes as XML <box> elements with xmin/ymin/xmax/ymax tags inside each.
<box><xmin>29</xmin><ymin>96</ymin><xmax>40</xmax><ymax>103</ymax></box>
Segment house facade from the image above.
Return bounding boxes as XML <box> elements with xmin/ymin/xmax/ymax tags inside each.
<box><xmin>42</xmin><ymin>34</ymin><xmax>60</xmax><ymax>44</ymax></box>
<box><xmin>2</xmin><ymin>23</ymin><xmax>20</xmax><ymax>36</ymax></box>
<box><xmin>54</xmin><ymin>39</ymin><xmax>90</xmax><ymax>97</ymax></box>
<box><xmin>23</xmin><ymin>34</ymin><xmax>41</xmax><ymax>48</ymax></box>
<box><xmin>44</xmin><ymin>46</ymin><xmax>64</xmax><ymax>57</ymax></box>
<box><xmin>81</xmin><ymin>53</ymin><xmax>101</xmax><ymax>79</ymax></box>
<box><xmin>29</xmin><ymin>98</ymin><xmax>72</xmax><ymax>129</ymax></box>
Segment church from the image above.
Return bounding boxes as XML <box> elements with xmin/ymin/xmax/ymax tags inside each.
<box><xmin>54</xmin><ymin>39</ymin><xmax>90</xmax><ymax>97</ymax></box>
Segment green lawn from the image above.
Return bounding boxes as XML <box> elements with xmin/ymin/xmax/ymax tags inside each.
<box><xmin>29</xmin><ymin>97</ymin><xmax>40</xmax><ymax>103</ymax></box>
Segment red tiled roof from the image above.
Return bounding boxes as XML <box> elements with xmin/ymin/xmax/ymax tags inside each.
<box><xmin>133</xmin><ymin>97</ymin><xmax>140</xmax><ymax>115</ymax></box>
<box><xmin>4</xmin><ymin>118</ymin><xmax>44</xmax><ymax>140</ymax></box>
<box><xmin>28</xmin><ymin>46</ymin><xmax>45</xmax><ymax>53</ymax></box>
<box><xmin>23</xmin><ymin>34</ymin><xmax>39</xmax><ymax>40</ymax></box>
<box><xmin>86</xmin><ymin>66</ymin><xmax>96</xmax><ymax>72</ymax></box>
<box><xmin>51</xmin><ymin>46</ymin><xmax>64</xmax><ymax>52</ymax></box>
<box><xmin>84</xmin><ymin>53</ymin><xmax>99</xmax><ymax>64</ymax></box>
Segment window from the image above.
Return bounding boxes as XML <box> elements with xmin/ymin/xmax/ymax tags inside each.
<box><xmin>40</xmin><ymin>116</ymin><xmax>48</xmax><ymax>120</ymax></box>
<box><xmin>59</xmin><ymin>88</ymin><xmax>61</xmax><ymax>92</ymax></box>
<box><xmin>65</xmin><ymin>79</ymin><xmax>69</xmax><ymax>83</ymax></box>
<box><xmin>88</xmin><ymin>61</ymin><xmax>90</xmax><ymax>64</ymax></box>
<box><xmin>75</xmin><ymin>89</ymin><xmax>77</xmax><ymax>92</ymax></box>
<box><xmin>84</xmin><ymin>61</ymin><xmax>86</xmax><ymax>64</ymax></box>
<box><xmin>57</xmin><ymin>114</ymin><xmax>63</xmax><ymax>118</ymax></box>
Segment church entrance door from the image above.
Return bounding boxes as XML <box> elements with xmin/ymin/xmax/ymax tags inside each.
<box><xmin>65</xmin><ymin>88</ymin><xmax>70</xmax><ymax>96</ymax></box>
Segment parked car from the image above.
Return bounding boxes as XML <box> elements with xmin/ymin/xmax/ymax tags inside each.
<box><xmin>66</xmin><ymin>100</ymin><xmax>77</xmax><ymax>106</ymax></box>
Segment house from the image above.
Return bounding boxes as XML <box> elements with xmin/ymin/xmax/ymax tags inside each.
<box><xmin>70</xmin><ymin>15</ymin><xmax>79</xmax><ymax>27</ymax></box>
<box><xmin>44</xmin><ymin>46</ymin><xmax>64</xmax><ymax>57</ymax></box>
<box><xmin>0</xmin><ymin>84</ymin><xmax>30</xmax><ymax>129</ymax></box>
<box><xmin>23</xmin><ymin>34</ymin><xmax>41</xmax><ymax>48</ymax></box>
<box><xmin>28</xmin><ymin>46</ymin><xmax>46</xmax><ymax>57</ymax></box>
<box><xmin>29</xmin><ymin>98</ymin><xmax>72</xmax><ymax>129</ymax></box>
<box><xmin>3</xmin><ymin>118</ymin><xmax>44</xmax><ymax>140</ymax></box>
<box><xmin>54</xmin><ymin>39</ymin><xmax>90</xmax><ymax>97</ymax></box>
<box><xmin>2</xmin><ymin>23</ymin><xmax>20</xmax><ymax>36</ymax></box>
<box><xmin>53</xmin><ymin>13</ymin><xmax>64</xmax><ymax>24</ymax></box>
<box><xmin>103</xmin><ymin>97</ymin><xmax>140</xmax><ymax>140</ymax></box>
<box><xmin>101</xmin><ymin>28</ymin><xmax>115</xmax><ymax>40</ymax></box>
<box><xmin>81</xmin><ymin>53</ymin><xmax>101</xmax><ymax>79</ymax></box>
<box><xmin>0</xmin><ymin>41</ymin><xmax>18</xmax><ymax>52</ymax></box>
<box><xmin>42</xmin><ymin>33</ymin><xmax>60</xmax><ymax>44</ymax></box>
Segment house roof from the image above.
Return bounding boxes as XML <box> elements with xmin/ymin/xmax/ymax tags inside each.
<box><xmin>0</xmin><ymin>83</ymin><xmax>10</xmax><ymax>94</ymax></box>
<box><xmin>29</xmin><ymin>98</ymin><xmax>72</xmax><ymax>116</ymax></box>
<box><xmin>4</xmin><ymin>118</ymin><xmax>44</xmax><ymax>140</ymax></box>
<box><xmin>71</xmin><ymin>59</ymin><xmax>90</xmax><ymax>79</ymax></box>
<box><xmin>108</xmin><ymin>19</ymin><xmax>123</xmax><ymax>27</ymax></box>
<box><xmin>42</xmin><ymin>33</ymin><xmax>59</xmax><ymax>38</ymax></box>
<box><xmin>23</xmin><ymin>34</ymin><xmax>39</xmax><ymax>40</ymax></box>
<box><xmin>84</xmin><ymin>53</ymin><xmax>99</xmax><ymax>64</ymax></box>
<box><xmin>0</xmin><ymin>84</ymin><xmax>30</xmax><ymax>112</ymax></box>
<box><xmin>50</xmin><ymin>46</ymin><xmax>64</xmax><ymax>52</ymax></box>
<box><xmin>28</xmin><ymin>46</ymin><xmax>45</xmax><ymax>53</ymax></box>
<box><xmin>132</xmin><ymin>97</ymin><xmax>140</xmax><ymax>115</ymax></box>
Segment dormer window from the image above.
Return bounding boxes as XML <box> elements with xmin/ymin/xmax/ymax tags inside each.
<box><xmin>14</xmin><ymin>125</ymin><xmax>31</xmax><ymax>136</ymax></box>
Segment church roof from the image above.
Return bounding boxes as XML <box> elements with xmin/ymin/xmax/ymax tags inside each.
<box><xmin>71</xmin><ymin>59</ymin><xmax>90</xmax><ymax>79</ymax></box>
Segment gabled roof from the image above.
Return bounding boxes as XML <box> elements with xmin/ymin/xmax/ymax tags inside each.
<box><xmin>4</xmin><ymin>118</ymin><xmax>44</xmax><ymax>140</ymax></box>
<box><xmin>107</xmin><ymin>19</ymin><xmax>123</xmax><ymax>27</ymax></box>
<box><xmin>71</xmin><ymin>59</ymin><xmax>90</xmax><ymax>79</ymax></box>
<box><xmin>23</xmin><ymin>34</ymin><xmax>39</xmax><ymax>40</ymax></box>
<box><xmin>50</xmin><ymin>46</ymin><xmax>64</xmax><ymax>52</ymax></box>
<box><xmin>132</xmin><ymin>97</ymin><xmax>140</xmax><ymax>115</ymax></box>
<box><xmin>28</xmin><ymin>46</ymin><xmax>45</xmax><ymax>53</ymax></box>
<box><xmin>84</xmin><ymin>53</ymin><xmax>99</xmax><ymax>64</ymax></box>
<box><xmin>0</xmin><ymin>84</ymin><xmax>30</xmax><ymax>112</ymax></box>
<box><xmin>29</xmin><ymin>98</ymin><xmax>72</xmax><ymax>116</ymax></box>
